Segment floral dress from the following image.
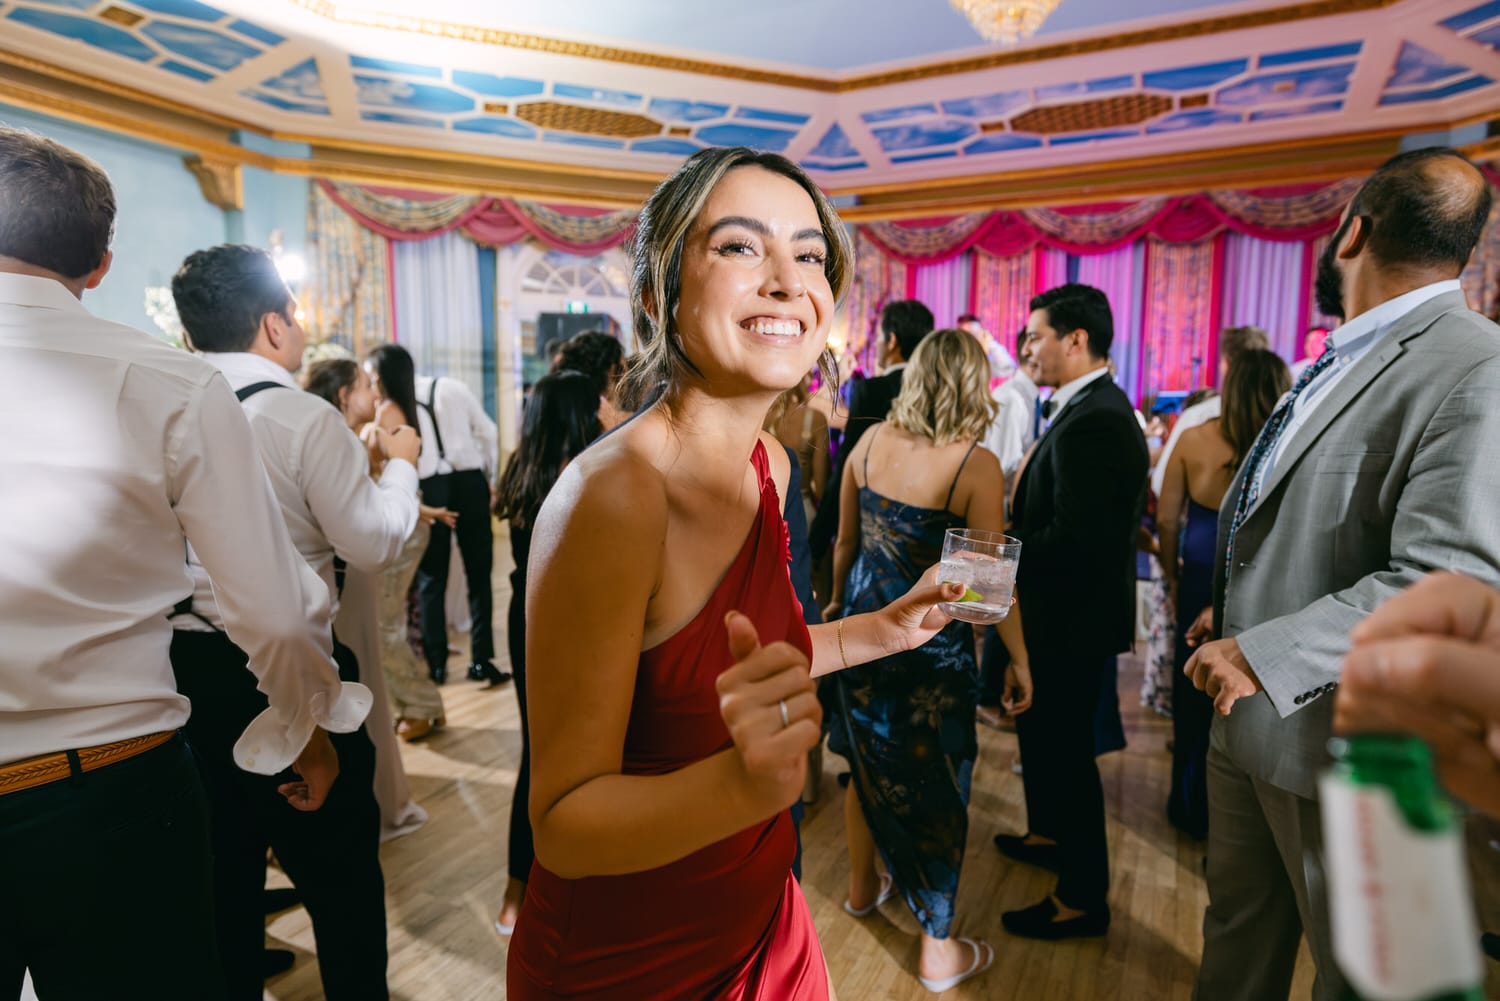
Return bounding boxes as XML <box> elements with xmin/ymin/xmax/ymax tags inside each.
<box><xmin>828</xmin><ymin>465</ymin><xmax>979</xmax><ymax>939</ymax></box>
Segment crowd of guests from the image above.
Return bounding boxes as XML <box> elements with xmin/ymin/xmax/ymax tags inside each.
<box><xmin>5</xmin><ymin>120</ymin><xmax>1500</xmax><ymax>1001</ymax></box>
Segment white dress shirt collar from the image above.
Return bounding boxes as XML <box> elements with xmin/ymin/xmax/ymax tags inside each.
<box><xmin>1048</xmin><ymin>364</ymin><xmax>1111</xmax><ymax>417</ymax></box>
<box><xmin>0</xmin><ymin>272</ymin><xmax>89</xmax><ymax>313</ymax></box>
<box><xmin>200</xmin><ymin>351</ymin><xmax>299</xmax><ymax>391</ymax></box>
<box><xmin>1325</xmin><ymin>280</ymin><xmax>1462</xmax><ymax>361</ymax></box>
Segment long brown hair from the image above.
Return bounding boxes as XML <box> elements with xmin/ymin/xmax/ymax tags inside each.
<box><xmin>887</xmin><ymin>328</ymin><xmax>996</xmax><ymax>446</ymax></box>
<box><xmin>1221</xmin><ymin>348</ymin><xmax>1291</xmax><ymax>469</ymax></box>
<box><xmin>619</xmin><ymin>146</ymin><xmax>854</xmax><ymax>411</ymax></box>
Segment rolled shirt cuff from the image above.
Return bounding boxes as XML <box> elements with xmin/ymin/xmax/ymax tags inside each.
<box><xmin>232</xmin><ymin>681</ymin><xmax>373</xmax><ymax>775</ymax></box>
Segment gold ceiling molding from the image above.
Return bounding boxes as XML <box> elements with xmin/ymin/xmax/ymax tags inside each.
<box><xmin>291</xmin><ymin>0</ymin><xmax>1399</xmax><ymax>94</ymax></box>
<box><xmin>184</xmin><ymin>155</ymin><xmax>244</xmax><ymax>210</ymax></box>
<box><xmin>512</xmin><ymin>101</ymin><xmax>662</xmax><ymax>138</ymax></box>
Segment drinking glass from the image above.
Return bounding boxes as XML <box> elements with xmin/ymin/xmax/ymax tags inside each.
<box><xmin>938</xmin><ymin>528</ymin><xmax>1021</xmax><ymax>625</ymax></box>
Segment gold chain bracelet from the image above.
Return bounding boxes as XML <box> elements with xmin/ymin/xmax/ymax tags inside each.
<box><xmin>837</xmin><ymin>617</ymin><xmax>850</xmax><ymax>671</ymax></box>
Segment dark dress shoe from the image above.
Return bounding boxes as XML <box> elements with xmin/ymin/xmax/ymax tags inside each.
<box><xmin>430</xmin><ymin>663</ymin><xmax>447</xmax><ymax>686</ymax></box>
<box><xmin>469</xmin><ymin>660</ymin><xmax>512</xmax><ymax>687</ymax></box>
<box><xmin>1483</xmin><ymin>931</ymin><xmax>1500</xmax><ymax>962</ymax></box>
<box><xmin>993</xmin><ymin>833</ymin><xmax>1061</xmax><ymax>871</ymax></box>
<box><xmin>1002</xmin><ymin>897</ymin><xmax>1110</xmax><ymax>940</ymax></box>
<box><xmin>262</xmin><ymin>887</ymin><xmax>301</xmax><ymax>916</ymax></box>
<box><xmin>263</xmin><ymin>948</ymin><xmax>295</xmax><ymax>979</ymax></box>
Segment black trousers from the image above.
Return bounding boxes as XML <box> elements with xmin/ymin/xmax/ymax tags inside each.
<box><xmin>170</xmin><ymin>630</ymin><xmax>387</xmax><ymax>1001</ymax></box>
<box><xmin>506</xmin><ymin>586</ymin><xmax>535</xmax><ymax>882</ymax></box>
<box><xmin>1014</xmin><ymin>655</ymin><xmax>1111</xmax><ymax>912</ymax></box>
<box><xmin>0</xmin><ymin>736</ymin><xmax>225</xmax><ymax>1001</ymax></box>
<box><xmin>978</xmin><ymin>624</ymin><xmax>1009</xmax><ymax>707</ymax></box>
<box><xmin>417</xmin><ymin>468</ymin><xmax>495</xmax><ymax>673</ymax></box>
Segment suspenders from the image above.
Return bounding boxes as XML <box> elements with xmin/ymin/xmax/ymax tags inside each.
<box><xmin>416</xmin><ymin>377</ymin><xmax>447</xmax><ymax>464</ymax></box>
<box><xmin>171</xmin><ymin>380</ymin><xmax>344</xmax><ymax>629</ymax></box>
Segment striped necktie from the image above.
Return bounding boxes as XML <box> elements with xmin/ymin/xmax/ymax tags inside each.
<box><xmin>1222</xmin><ymin>347</ymin><xmax>1338</xmax><ymax>581</ymax></box>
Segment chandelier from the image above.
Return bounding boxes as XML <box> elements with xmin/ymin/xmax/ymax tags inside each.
<box><xmin>950</xmin><ymin>0</ymin><xmax>1064</xmax><ymax>45</ymax></box>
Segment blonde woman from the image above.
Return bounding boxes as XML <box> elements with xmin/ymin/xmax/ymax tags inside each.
<box><xmin>765</xmin><ymin>370</ymin><xmax>830</xmax><ymax>525</ymax></box>
<box><xmin>825</xmin><ymin>329</ymin><xmax>1032</xmax><ymax>993</ymax></box>
<box><xmin>507</xmin><ymin>147</ymin><xmax>968</xmax><ymax>1001</ymax></box>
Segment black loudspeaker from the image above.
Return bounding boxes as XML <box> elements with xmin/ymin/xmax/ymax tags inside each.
<box><xmin>536</xmin><ymin>312</ymin><xmax>620</xmax><ymax>360</ymax></box>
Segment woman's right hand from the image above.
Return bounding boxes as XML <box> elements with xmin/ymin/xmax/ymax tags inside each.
<box><xmin>420</xmin><ymin>504</ymin><xmax>459</xmax><ymax>528</ymax></box>
<box><xmin>717</xmin><ymin>611</ymin><xmax>822</xmax><ymax>815</ymax></box>
<box><xmin>821</xmin><ymin>599</ymin><xmax>843</xmax><ymax>621</ymax></box>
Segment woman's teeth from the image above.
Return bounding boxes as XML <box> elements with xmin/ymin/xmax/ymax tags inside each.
<box><xmin>745</xmin><ymin>319</ymin><xmax>802</xmax><ymax>337</ymax></box>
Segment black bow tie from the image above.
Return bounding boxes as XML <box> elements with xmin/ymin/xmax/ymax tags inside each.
<box><xmin>1041</xmin><ymin>399</ymin><xmax>1059</xmax><ymax>420</ymax></box>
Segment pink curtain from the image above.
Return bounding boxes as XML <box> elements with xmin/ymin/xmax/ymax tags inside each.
<box><xmin>1077</xmin><ymin>244</ymin><xmax>1146</xmax><ymax>402</ymax></box>
<box><xmin>1142</xmin><ymin>238</ymin><xmax>1220</xmax><ymax>400</ymax></box>
<box><xmin>843</xmin><ymin>229</ymin><xmax>909</xmax><ymax>371</ymax></box>
<box><xmin>859</xmin><ymin>180</ymin><xmax>1364</xmax><ymax>264</ymax></box>
<box><xmin>1037</xmin><ymin>247</ymin><xmax>1069</xmax><ymax>293</ymax></box>
<box><xmin>971</xmin><ymin>251</ymin><xmax>1035</xmax><ymax>345</ymax></box>
<box><xmin>912</xmin><ymin>252</ymin><xmax>973</xmax><ymax>330</ymax></box>
<box><xmin>1220</xmin><ymin>233</ymin><xmax>1307</xmax><ymax>363</ymax></box>
<box><xmin>317</xmin><ymin>180</ymin><xmax>635</xmax><ymax>254</ymax></box>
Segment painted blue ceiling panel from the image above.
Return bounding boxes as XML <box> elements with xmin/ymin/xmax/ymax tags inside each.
<box><xmin>257</xmin><ymin>57</ymin><xmax>325</xmax><ymax>103</ymax></box>
<box><xmin>361</xmin><ymin>110</ymin><xmax>444</xmax><ymax>127</ymax></box>
<box><xmin>1035</xmin><ymin>75</ymin><xmax>1134</xmax><ymax>101</ymax></box>
<box><xmin>453</xmin><ymin>116</ymin><xmax>537</xmax><ymax>138</ymax></box>
<box><xmin>553</xmin><ymin>82</ymin><xmax>642</xmax><ymax>108</ymax></box>
<box><xmin>940</xmin><ymin>90</ymin><xmax>1029</xmax><ymax>119</ymax></box>
<box><xmin>631</xmin><ymin>137</ymin><xmax>703</xmax><ymax>155</ymax></box>
<box><xmin>141</xmin><ymin>22</ymin><xmax>259</xmax><ymax>71</ymax></box>
<box><xmin>1471</xmin><ymin>21</ymin><xmax>1500</xmax><ymax>48</ymax></box>
<box><xmin>870</xmin><ymin>119</ymin><xmax>976</xmax><ymax>152</ymax></box>
<box><xmin>1049</xmin><ymin>130</ymin><xmax>1140</xmax><ymax>145</ymax></box>
<box><xmin>7</xmin><ymin>8</ymin><xmax>155</xmax><ymax>61</ymax></box>
<box><xmin>1143</xmin><ymin>59</ymin><xmax>1248</xmax><ymax>91</ymax></box>
<box><xmin>1215</xmin><ymin>64</ymin><xmax>1355</xmax><ymax>107</ymax></box>
<box><xmin>543</xmin><ymin>132</ymin><xmax>625</xmax><ymax>149</ymax></box>
<box><xmin>647</xmin><ymin>98</ymin><xmax>730</xmax><ymax>122</ymax></box>
<box><xmin>450</xmin><ymin>71</ymin><xmax>544</xmax><ymax>98</ymax></box>
<box><xmin>16</xmin><ymin>0</ymin><xmax>93</xmax><ymax>8</ymax></box>
<box><xmin>1146</xmin><ymin>108</ymin><xmax>1241</xmax><ymax>133</ymax></box>
<box><xmin>1379</xmin><ymin>73</ymin><xmax>1494</xmax><ymax>104</ymax></box>
<box><xmin>1388</xmin><ymin>42</ymin><xmax>1470</xmax><ymax>87</ymax></box>
<box><xmin>227</xmin><ymin>18</ymin><xmax>282</xmax><ymax>46</ymax></box>
<box><xmin>694</xmin><ymin>122</ymin><xmax>797</xmax><ymax>150</ymax></box>
<box><xmin>1259</xmin><ymin>42</ymin><xmax>1362</xmax><ymax>68</ymax></box>
<box><xmin>892</xmin><ymin>149</ymin><xmax>958</xmax><ymax>164</ymax></box>
<box><xmin>862</xmin><ymin>103</ymin><xmax>937</xmax><ymax>124</ymax></box>
<box><xmin>735</xmin><ymin>107</ymin><xmax>810</xmax><ymax>125</ymax></box>
<box><xmin>242</xmin><ymin>91</ymin><xmax>328</xmax><ymax>114</ymax></box>
<box><xmin>1441</xmin><ymin>0</ymin><xmax>1500</xmax><ymax>32</ymax></box>
<box><xmin>160</xmin><ymin>58</ymin><xmax>213</xmax><ymax>81</ymax></box>
<box><xmin>963</xmin><ymin>133</ymin><xmax>1044</xmax><ymax>155</ymax></box>
<box><xmin>802</xmin><ymin>159</ymin><xmax>867</xmax><ymax>171</ymax></box>
<box><xmin>130</xmin><ymin>0</ymin><xmax>224</xmax><ymax>23</ymax></box>
<box><xmin>809</xmin><ymin>123</ymin><xmax>858</xmax><ymax>159</ymax></box>
<box><xmin>350</xmin><ymin>55</ymin><xmax>441</xmax><ymax>78</ymax></box>
<box><xmin>355</xmin><ymin>76</ymin><xmax>476</xmax><ymax>113</ymax></box>
<box><xmin>1247</xmin><ymin>100</ymin><xmax>1343</xmax><ymax>122</ymax></box>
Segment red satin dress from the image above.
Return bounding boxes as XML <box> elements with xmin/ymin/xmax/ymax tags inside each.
<box><xmin>507</xmin><ymin>441</ymin><xmax>829</xmax><ymax>1000</ymax></box>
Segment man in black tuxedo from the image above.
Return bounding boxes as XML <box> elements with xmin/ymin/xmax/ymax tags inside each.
<box><xmin>996</xmin><ymin>283</ymin><xmax>1149</xmax><ymax>940</ymax></box>
<box><xmin>809</xmin><ymin>299</ymin><xmax>933</xmax><ymax>561</ymax></box>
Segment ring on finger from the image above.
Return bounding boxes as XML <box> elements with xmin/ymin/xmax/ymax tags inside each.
<box><xmin>779</xmin><ymin>699</ymin><xmax>790</xmax><ymax>729</ymax></box>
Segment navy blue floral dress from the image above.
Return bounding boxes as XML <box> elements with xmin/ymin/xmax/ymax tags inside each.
<box><xmin>828</xmin><ymin>439</ymin><xmax>979</xmax><ymax>940</ymax></box>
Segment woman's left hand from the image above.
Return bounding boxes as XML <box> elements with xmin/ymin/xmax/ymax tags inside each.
<box><xmin>875</xmin><ymin>565</ymin><xmax>965</xmax><ymax>654</ymax></box>
<box><xmin>1003</xmin><ymin>660</ymin><xmax>1034</xmax><ymax>716</ymax></box>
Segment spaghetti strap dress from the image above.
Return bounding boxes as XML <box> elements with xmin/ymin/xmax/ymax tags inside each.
<box><xmin>507</xmin><ymin>439</ymin><xmax>829</xmax><ymax>1000</ymax></box>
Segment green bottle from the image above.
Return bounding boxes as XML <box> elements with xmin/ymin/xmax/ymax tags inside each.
<box><xmin>1321</xmin><ymin>734</ymin><xmax>1485</xmax><ymax>1001</ymax></box>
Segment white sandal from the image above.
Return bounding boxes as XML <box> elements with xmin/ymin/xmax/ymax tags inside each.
<box><xmin>843</xmin><ymin>872</ymin><xmax>895</xmax><ymax>917</ymax></box>
<box><xmin>918</xmin><ymin>938</ymin><xmax>993</xmax><ymax>993</ymax></box>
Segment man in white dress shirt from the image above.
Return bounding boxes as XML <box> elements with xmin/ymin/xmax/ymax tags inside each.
<box><xmin>983</xmin><ymin>326</ymin><xmax>1040</xmax><ymax>487</ymax></box>
<box><xmin>1150</xmin><ymin>325</ymin><xmax>1269</xmax><ymax>497</ymax></box>
<box><xmin>0</xmin><ymin>128</ymin><xmax>362</xmax><ymax>999</ymax></box>
<box><xmin>408</xmin><ymin>358</ymin><xmax>507</xmax><ymax>686</ymax></box>
<box><xmin>168</xmin><ymin>244</ymin><xmax>420</xmax><ymax>1001</ymax></box>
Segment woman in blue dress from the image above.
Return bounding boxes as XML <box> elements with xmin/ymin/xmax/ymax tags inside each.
<box><xmin>825</xmin><ymin>328</ymin><xmax>1032</xmax><ymax>993</ymax></box>
<box><xmin>1158</xmin><ymin>348</ymin><xmax>1289</xmax><ymax>839</ymax></box>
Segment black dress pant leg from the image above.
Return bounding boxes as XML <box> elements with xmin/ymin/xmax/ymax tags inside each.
<box><xmin>506</xmin><ymin>588</ymin><xmax>535</xmax><ymax>879</ymax></box>
<box><xmin>0</xmin><ymin>737</ymin><xmax>224</xmax><ymax>1001</ymax></box>
<box><xmin>1015</xmin><ymin>655</ymin><xmax>1111</xmax><ymax>912</ymax></box>
<box><xmin>415</xmin><ymin>473</ymin><xmax>454</xmax><ymax>677</ymax></box>
<box><xmin>451</xmin><ymin>469</ymin><xmax>495</xmax><ymax>664</ymax></box>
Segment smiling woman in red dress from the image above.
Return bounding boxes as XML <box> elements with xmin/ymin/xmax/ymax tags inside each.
<box><xmin>506</xmin><ymin>147</ymin><xmax>968</xmax><ymax>1000</ymax></box>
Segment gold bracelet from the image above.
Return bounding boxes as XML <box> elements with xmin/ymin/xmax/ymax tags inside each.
<box><xmin>837</xmin><ymin>617</ymin><xmax>850</xmax><ymax>671</ymax></box>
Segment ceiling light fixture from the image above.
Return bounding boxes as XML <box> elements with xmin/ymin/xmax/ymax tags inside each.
<box><xmin>950</xmin><ymin>0</ymin><xmax>1064</xmax><ymax>45</ymax></box>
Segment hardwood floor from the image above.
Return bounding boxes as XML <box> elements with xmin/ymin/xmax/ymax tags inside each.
<box><xmin>257</xmin><ymin>532</ymin><xmax>1500</xmax><ymax>1000</ymax></box>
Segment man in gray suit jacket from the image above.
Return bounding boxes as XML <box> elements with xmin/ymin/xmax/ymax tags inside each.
<box><xmin>1184</xmin><ymin>147</ymin><xmax>1500</xmax><ymax>1001</ymax></box>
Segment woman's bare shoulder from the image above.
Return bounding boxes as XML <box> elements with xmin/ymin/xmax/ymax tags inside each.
<box><xmin>536</xmin><ymin>429</ymin><xmax>670</xmax><ymax>550</ymax></box>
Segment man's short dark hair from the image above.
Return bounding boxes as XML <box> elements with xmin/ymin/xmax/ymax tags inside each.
<box><xmin>1218</xmin><ymin>325</ymin><xmax>1269</xmax><ymax>367</ymax></box>
<box><xmin>1349</xmin><ymin>147</ymin><xmax>1493</xmax><ymax>272</ymax></box>
<box><xmin>172</xmin><ymin>245</ymin><xmax>292</xmax><ymax>353</ymax></box>
<box><xmin>879</xmin><ymin>299</ymin><xmax>935</xmax><ymax>362</ymax></box>
<box><xmin>1030</xmin><ymin>283</ymin><xmax>1113</xmax><ymax>360</ymax></box>
<box><xmin>956</xmin><ymin>312</ymin><xmax>981</xmax><ymax>325</ymax></box>
<box><xmin>553</xmin><ymin>331</ymin><xmax>625</xmax><ymax>399</ymax></box>
<box><xmin>0</xmin><ymin>126</ymin><xmax>116</xmax><ymax>279</ymax></box>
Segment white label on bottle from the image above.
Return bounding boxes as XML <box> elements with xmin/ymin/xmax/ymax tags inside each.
<box><xmin>1319</xmin><ymin>775</ymin><xmax>1483</xmax><ymax>1001</ymax></box>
